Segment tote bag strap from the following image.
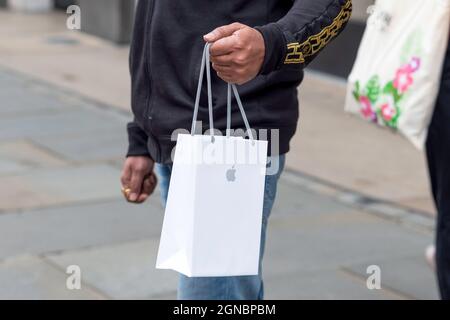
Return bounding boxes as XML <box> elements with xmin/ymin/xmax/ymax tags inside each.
<box><xmin>191</xmin><ymin>43</ymin><xmax>255</xmax><ymax>142</ymax></box>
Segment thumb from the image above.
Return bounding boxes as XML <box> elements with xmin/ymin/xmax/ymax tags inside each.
<box><xmin>204</xmin><ymin>23</ymin><xmax>245</xmax><ymax>42</ymax></box>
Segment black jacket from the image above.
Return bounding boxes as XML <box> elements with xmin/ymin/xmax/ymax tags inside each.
<box><xmin>127</xmin><ymin>0</ymin><xmax>352</xmax><ymax>163</ymax></box>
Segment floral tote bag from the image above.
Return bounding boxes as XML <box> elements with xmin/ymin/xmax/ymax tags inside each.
<box><xmin>345</xmin><ymin>0</ymin><xmax>450</xmax><ymax>149</ymax></box>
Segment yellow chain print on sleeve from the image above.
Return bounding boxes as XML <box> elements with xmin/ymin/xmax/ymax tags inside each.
<box><xmin>284</xmin><ymin>0</ymin><xmax>352</xmax><ymax>65</ymax></box>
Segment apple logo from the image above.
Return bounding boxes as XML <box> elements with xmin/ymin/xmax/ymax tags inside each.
<box><xmin>226</xmin><ymin>166</ymin><xmax>236</xmax><ymax>182</ymax></box>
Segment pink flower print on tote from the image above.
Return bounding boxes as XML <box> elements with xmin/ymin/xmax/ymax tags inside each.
<box><xmin>375</xmin><ymin>94</ymin><xmax>399</xmax><ymax>127</ymax></box>
<box><xmin>352</xmin><ymin>56</ymin><xmax>421</xmax><ymax>130</ymax></box>
<box><xmin>393</xmin><ymin>66</ymin><xmax>414</xmax><ymax>93</ymax></box>
<box><xmin>393</xmin><ymin>57</ymin><xmax>421</xmax><ymax>93</ymax></box>
<box><xmin>379</xmin><ymin>96</ymin><xmax>397</xmax><ymax>122</ymax></box>
<box><xmin>381</xmin><ymin>103</ymin><xmax>397</xmax><ymax>122</ymax></box>
<box><xmin>359</xmin><ymin>96</ymin><xmax>377</xmax><ymax>122</ymax></box>
<box><xmin>408</xmin><ymin>57</ymin><xmax>421</xmax><ymax>72</ymax></box>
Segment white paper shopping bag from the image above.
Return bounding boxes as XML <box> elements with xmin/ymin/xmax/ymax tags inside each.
<box><xmin>345</xmin><ymin>0</ymin><xmax>450</xmax><ymax>149</ymax></box>
<box><xmin>156</xmin><ymin>44</ymin><xmax>268</xmax><ymax>277</ymax></box>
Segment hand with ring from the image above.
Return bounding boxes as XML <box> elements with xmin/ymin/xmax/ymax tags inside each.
<box><xmin>120</xmin><ymin>156</ymin><xmax>157</xmax><ymax>204</ymax></box>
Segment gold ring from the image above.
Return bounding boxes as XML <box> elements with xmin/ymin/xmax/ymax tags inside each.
<box><xmin>121</xmin><ymin>187</ymin><xmax>131</xmax><ymax>197</ymax></box>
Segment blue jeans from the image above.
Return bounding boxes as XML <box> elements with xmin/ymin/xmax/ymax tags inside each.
<box><xmin>155</xmin><ymin>155</ymin><xmax>285</xmax><ymax>300</ymax></box>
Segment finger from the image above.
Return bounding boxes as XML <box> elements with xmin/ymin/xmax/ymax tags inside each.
<box><xmin>135</xmin><ymin>189</ymin><xmax>149</xmax><ymax>203</ymax></box>
<box><xmin>141</xmin><ymin>174</ymin><xmax>156</xmax><ymax>196</ymax></box>
<box><xmin>212</xmin><ymin>63</ymin><xmax>233</xmax><ymax>73</ymax></box>
<box><xmin>210</xmin><ymin>54</ymin><xmax>233</xmax><ymax>66</ymax></box>
<box><xmin>210</xmin><ymin>36</ymin><xmax>237</xmax><ymax>57</ymax></box>
<box><xmin>135</xmin><ymin>178</ymin><xmax>153</xmax><ymax>203</ymax></box>
<box><xmin>136</xmin><ymin>194</ymin><xmax>148</xmax><ymax>203</ymax></box>
<box><xmin>216</xmin><ymin>70</ymin><xmax>233</xmax><ymax>78</ymax></box>
<box><xmin>120</xmin><ymin>162</ymin><xmax>132</xmax><ymax>187</ymax></box>
<box><xmin>128</xmin><ymin>171</ymin><xmax>144</xmax><ymax>202</ymax></box>
<box><xmin>217</xmin><ymin>72</ymin><xmax>235</xmax><ymax>83</ymax></box>
<box><xmin>203</xmin><ymin>22</ymin><xmax>244</xmax><ymax>42</ymax></box>
<box><xmin>149</xmin><ymin>172</ymin><xmax>157</xmax><ymax>189</ymax></box>
<box><xmin>147</xmin><ymin>173</ymin><xmax>158</xmax><ymax>195</ymax></box>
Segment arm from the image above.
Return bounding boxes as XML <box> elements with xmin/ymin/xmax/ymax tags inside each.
<box><xmin>121</xmin><ymin>0</ymin><xmax>157</xmax><ymax>204</ymax></box>
<box><xmin>124</xmin><ymin>36</ymin><xmax>156</xmax><ymax>203</ymax></box>
<box><xmin>256</xmin><ymin>0</ymin><xmax>353</xmax><ymax>74</ymax></box>
<box><xmin>206</xmin><ymin>0</ymin><xmax>352</xmax><ymax>83</ymax></box>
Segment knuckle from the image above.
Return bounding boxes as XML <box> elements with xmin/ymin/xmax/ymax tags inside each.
<box><xmin>122</xmin><ymin>163</ymin><xmax>131</xmax><ymax>172</ymax></box>
<box><xmin>134</xmin><ymin>166</ymin><xmax>144</xmax><ymax>174</ymax></box>
<box><xmin>234</xmin><ymin>38</ymin><xmax>245</xmax><ymax>48</ymax></box>
<box><xmin>215</xmin><ymin>27</ymin><xmax>225</xmax><ymax>35</ymax></box>
<box><xmin>234</xmin><ymin>55</ymin><xmax>247</xmax><ymax>65</ymax></box>
<box><xmin>121</xmin><ymin>172</ymin><xmax>129</xmax><ymax>182</ymax></box>
<box><xmin>136</xmin><ymin>162</ymin><xmax>148</xmax><ymax>171</ymax></box>
<box><xmin>234</xmin><ymin>33</ymin><xmax>248</xmax><ymax>46</ymax></box>
<box><xmin>129</xmin><ymin>178</ymin><xmax>139</xmax><ymax>186</ymax></box>
<box><xmin>209</xmin><ymin>45</ymin><xmax>218</xmax><ymax>54</ymax></box>
<box><xmin>235</xmin><ymin>68</ymin><xmax>245</xmax><ymax>76</ymax></box>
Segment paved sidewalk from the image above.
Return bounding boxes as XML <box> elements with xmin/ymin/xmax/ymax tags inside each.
<box><xmin>0</xmin><ymin>68</ymin><xmax>438</xmax><ymax>299</ymax></box>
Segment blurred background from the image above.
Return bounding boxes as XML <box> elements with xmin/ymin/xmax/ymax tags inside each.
<box><xmin>0</xmin><ymin>0</ymin><xmax>439</xmax><ymax>299</ymax></box>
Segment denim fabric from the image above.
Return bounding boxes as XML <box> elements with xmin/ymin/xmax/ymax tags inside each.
<box><xmin>155</xmin><ymin>155</ymin><xmax>286</xmax><ymax>300</ymax></box>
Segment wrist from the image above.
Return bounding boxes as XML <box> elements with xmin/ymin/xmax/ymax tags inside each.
<box><xmin>254</xmin><ymin>23</ymin><xmax>287</xmax><ymax>75</ymax></box>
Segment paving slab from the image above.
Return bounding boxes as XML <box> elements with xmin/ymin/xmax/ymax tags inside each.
<box><xmin>0</xmin><ymin>108</ymin><xmax>125</xmax><ymax>142</ymax></box>
<box><xmin>263</xmin><ymin>209</ymin><xmax>437</xmax><ymax>299</ymax></box>
<box><xmin>0</xmin><ymin>255</ymin><xmax>105</xmax><ymax>300</ymax></box>
<box><xmin>0</xmin><ymin>69</ymin><xmax>91</xmax><ymax>118</ymax></box>
<box><xmin>0</xmin><ymin>139</ymin><xmax>66</xmax><ymax>175</ymax></box>
<box><xmin>0</xmin><ymin>198</ymin><xmax>163</xmax><ymax>259</ymax></box>
<box><xmin>344</xmin><ymin>255</ymin><xmax>439</xmax><ymax>300</ymax></box>
<box><xmin>264</xmin><ymin>269</ymin><xmax>400</xmax><ymax>300</ymax></box>
<box><xmin>265</xmin><ymin>210</ymin><xmax>433</xmax><ymax>280</ymax></box>
<box><xmin>33</xmin><ymin>130</ymin><xmax>128</xmax><ymax>163</ymax></box>
<box><xmin>0</xmin><ymin>88</ymin><xmax>76</xmax><ymax>118</ymax></box>
<box><xmin>147</xmin><ymin>291</ymin><xmax>177</xmax><ymax>300</ymax></box>
<box><xmin>0</xmin><ymin>10</ymin><xmax>131</xmax><ymax>112</ymax></box>
<box><xmin>46</xmin><ymin>239</ymin><xmax>178</xmax><ymax>299</ymax></box>
<box><xmin>272</xmin><ymin>177</ymin><xmax>352</xmax><ymax>217</ymax></box>
<box><xmin>0</xmin><ymin>158</ymin><xmax>27</xmax><ymax>176</ymax></box>
<box><xmin>0</xmin><ymin>164</ymin><xmax>122</xmax><ymax>211</ymax></box>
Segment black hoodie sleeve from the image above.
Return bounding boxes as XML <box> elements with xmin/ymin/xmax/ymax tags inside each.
<box><xmin>126</xmin><ymin>0</ymin><xmax>151</xmax><ymax>159</ymax></box>
<box><xmin>126</xmin><ymin>120</ymin><xmax>150</xmax><ymax>157</ymax></box>
<box><xmin>255</xmin><ymin>0</ymin><xmax>352</xmax><ymax>75</ymax></box>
